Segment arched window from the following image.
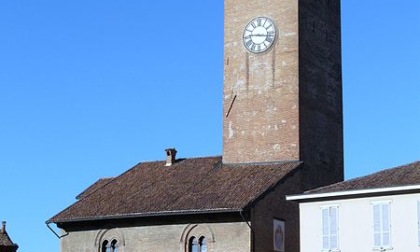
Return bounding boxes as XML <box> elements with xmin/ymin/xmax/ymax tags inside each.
<box><xmin>199</xmin><ymin>236</ymin><xmax>207</xmax><ymax>252</ymax></box>
<box><xmin>181</xmin><ymin>224</ymin><xmax>213</xmax><ymax>252</ymax></box>
<box><xmin>189</xmin><ymin>236</ymin><xmax>207</xmax><ymax>252</ymax></box>
<box><xmin>189</xmin><ymin>236</ymin><xmax>199</xmax><ymax>252</ymax></box>
<box><xmin>95</xmin><ymin>229</ymin><xmax>125</xmax><ymax>252</ymax></box>
<box><xmin>102</xmin><ymin>240</ymin><xmax>109</xmax><ymax>252</ymax></box>
<box><xmin>101</xmin><ymin>239</ymin><xmax>119</xmax><ymax>252</ymax></box>
<box><xmin>111</xmin><ymin>239</ymin><xmax>119</xmax><ymax>252</ymax></box>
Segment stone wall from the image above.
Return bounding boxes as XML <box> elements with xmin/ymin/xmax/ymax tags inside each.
<box><xmin>60</xmin><ymin>221</ymin><xmax>250</xmax><ymax>252</ymax></box>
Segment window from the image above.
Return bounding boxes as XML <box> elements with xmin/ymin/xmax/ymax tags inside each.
<box><xmin>189</xmin><ymin>236</ymin><xmax>207</xmax><ymax>252</ymax></box>
<box><xmin>373</xmin><ymin>202</ymin><xmax>391</xmax><ymax>250</ymax></box>
<box><xmin>189</xmin><ymin>237</ymin><xmax>198</xmax><ymax>252</ymax></box>
<box><xmin>102</xmin><ymin>240</ymin><xmax>109</xmax><ymax>252</ymax></box>
<box><xmin>322</xmin><ymin>206</ymin><xmax>339</xmax><ymax>251</ymax></box>
<box><xmin>181</xmin><ymin>224</ymin><xmax>213</xmax><ymax>252</ymax></box>
<box><xmin>199</xmin><ymin>237</ymin><xmax>207</xmax><ymax>252</ymax></box>
<box><xmin>111</xmin><ymin>240</ymin><xmax>119</xmax><ymax>252</ymax></box>
<box><xmin>102</xmin><ymin>239</ymin><xmax>119</xmax><ymax>252</ymax></box>
<box><xmin>95</xmin><ymin>229</ymin><xmax>124</xmax><ymax>252</ymax></box>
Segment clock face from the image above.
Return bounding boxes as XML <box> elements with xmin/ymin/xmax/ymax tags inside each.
<box><xmin>243</xmin><ymin>17</ymin><xmax>276</xmax><ymax>53</ymax></box>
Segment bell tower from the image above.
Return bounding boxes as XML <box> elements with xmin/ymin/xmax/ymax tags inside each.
<box><xmin>222</xmin><ymin>0</ymin><xmax>343</xmax><ymax>188</ymax></box>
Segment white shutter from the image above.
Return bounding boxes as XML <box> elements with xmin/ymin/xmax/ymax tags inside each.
<box><xmin>381</xmin><ymin>203</ymin><xmax>391</xmax><ymax>247</ymax></box>
<box><xmin>322</xmin><ymin>208</ymin><xmax>330</xmax><ymax>250</ymax></box>
<box><xmin>373</xmin><ymin>204</ymin><xmax>381</xmax><ymax>247</ymax></box>
<box><xmin>372</xmin><ymin>202</ymin><xmax>391</xmax><ymax>248</ymax></box>
<box><xmin>321</xmin><ymin>206</ymin><xmax>339</xmax><ymax>250</ymax></box>
<box><xmin>330</xmin><ymin>207</ymin><xmax>339</xmax><ymax>249</ymax></box>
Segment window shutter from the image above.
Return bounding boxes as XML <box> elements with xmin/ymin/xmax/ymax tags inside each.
<box><xmin>373</xmin><ymin>204</ymin><xmax>381</xmax><ymax>247</ymax></box>
<box><xmin>322</xmin><ymin>206</ymin><xmax>339</xmax><ymax>250</ymax></box>
<box><xmin>381</xmin><ymin>204</ymin><xmax>390</xmax><ymax>247</ymax></box>
<box><xmin>373</xmin><ymin>202</ymin><xmax>391</xmax><ymax>248</ymax></box>
<box><xmin>330</xmin><ymin>207</ymin><xmax>338</xmax><ymax>249</ymax></box>
<box><xmin>322</xmin><ymin>208</ymin><xmax>330</xmax><ymax>250</ymax></box>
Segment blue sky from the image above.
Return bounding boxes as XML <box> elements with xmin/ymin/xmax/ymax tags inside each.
<box><xmin>0</xmin><ymin>1</ymin><xmax>419</xmax><ymax>251</ymax></box>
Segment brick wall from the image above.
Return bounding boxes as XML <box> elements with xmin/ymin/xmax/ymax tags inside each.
<box><xmin>298</xmin><ymin>0</ymin><xmax>344</xmax><ymax>189</ymax></box>
<box><xmin>222</xmin><ymin>0</ymin><xmax>343</xmax><ymax>188</ymax></box>
<box><xmin>223</xmin><ymin>0</ymin><xmax>300</xmax><ymax>164</ymax></box>
<box><xmin>251</xmin><ymin>169</ymin><xmax>302</xmax><ymax>252</ymax></box>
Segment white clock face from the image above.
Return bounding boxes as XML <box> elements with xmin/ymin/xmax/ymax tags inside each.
<box><xmin>243</xmin><ymin>17</ymin><xmax>276</xmax><ymax>53</ymax></box>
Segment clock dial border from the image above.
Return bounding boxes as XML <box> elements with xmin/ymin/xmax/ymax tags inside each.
<box><xmin>243</xmin><ymin>17</ymin><xmax>277</xmax><ymax>54</ymax></box>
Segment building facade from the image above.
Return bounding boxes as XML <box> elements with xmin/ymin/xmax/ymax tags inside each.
<box><xmin>48</xmin><ymin>0</ymin><xmax>344</xmax><ymax>251</ymax></box>
<box><xmin>288</xmin><ymin>161</ymin><xmax>420</xmax><ymax>252</ymax></box>
<box><xmin>59</xmin><ymin>221</ymin><xmax>251</xmax><ymax>252</ymax></box>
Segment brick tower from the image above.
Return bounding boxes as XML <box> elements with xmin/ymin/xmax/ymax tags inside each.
<box><xmin>223</xmin><ymin>0</ymin><xmax>344</xmax><ymax>188</ymax></box>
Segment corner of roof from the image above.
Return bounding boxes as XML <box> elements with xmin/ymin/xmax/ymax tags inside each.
<box><xmin>75</xmin><ymin>177</ymin><xmax>115</xmax><ymax>200</ymax></box>
<box><xmin>240</xmin><ymin>161</ymin><xmax>303</xmax><ymax>210</ymax></box>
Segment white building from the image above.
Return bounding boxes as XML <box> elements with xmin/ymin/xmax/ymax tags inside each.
<box><xmin>287</xmin><ymin>161</ymin><xmax>420</xmax><ymax>252</ymax></box>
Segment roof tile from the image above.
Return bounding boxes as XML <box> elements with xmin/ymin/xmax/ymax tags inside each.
<box><xmin>306</xmin><ymin>161</ymin><xmax>420</xmax><ymax>194</ymax></box>
<box><xmin>48</xmin><ymin>156</ymin><xmax>301</xmax><ymax>223</ymax></box>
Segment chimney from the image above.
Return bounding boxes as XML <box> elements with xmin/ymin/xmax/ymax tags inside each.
<box><xmin>1</xmin><ymin>221</ymin><xmax>5</xmax><ymax>233</ymax></box>
<box><xmin>165</xmin><ymin>148</ymin><xmax>177</xmax><ymax>166</ymax></box>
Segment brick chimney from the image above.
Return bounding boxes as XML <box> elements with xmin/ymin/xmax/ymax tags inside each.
<box><xmin>1</xmin><ymin>221</ymin><xmax>5</xmax><ymax>233</ymax></box>
<box><xmin>165</xmin><ymin>148</ymin><xmax>177</xmax><ymax>166</ymax></box>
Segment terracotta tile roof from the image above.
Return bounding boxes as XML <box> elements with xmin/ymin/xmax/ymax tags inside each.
<box><xmin>48</xmin><ymin>156</ymin><xmax>301</xmax><ymax>223</ymax></box>
<box><xmin>306</xmin><ymin>161</ymin><xmax>420</xmax><ymax>194</ymax></box>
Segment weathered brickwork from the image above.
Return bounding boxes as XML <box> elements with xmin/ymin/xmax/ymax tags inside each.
<box><xmin>222</xmin><ymin>0</ymin><xmax>343</xmax><ymax>188</ymax></box>
<box><xmin>251</xmin><ymin>169</ymin><xmax>302</xmax><ymax>252</ymax></box>
<box><xmin>223</xmin><ymin>0</ymin><xmax>300</xmax><ymax>164</ymax></box>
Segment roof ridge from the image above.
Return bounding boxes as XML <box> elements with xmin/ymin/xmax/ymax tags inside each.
<box><xmin>223</xmin><ymin>160</ymin><xmax>301</xmax><ymax>167</ymax></box>
<box><xmin>138</xmin><ymin>155</ymin><xmax>222</xmax><ymax>164</ymax></box>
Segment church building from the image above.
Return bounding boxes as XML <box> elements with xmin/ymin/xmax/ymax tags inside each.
<box><xmin>47</xmin><ymin>0</ymin><xmax>344</xmax><ymax>251</ymax></box>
